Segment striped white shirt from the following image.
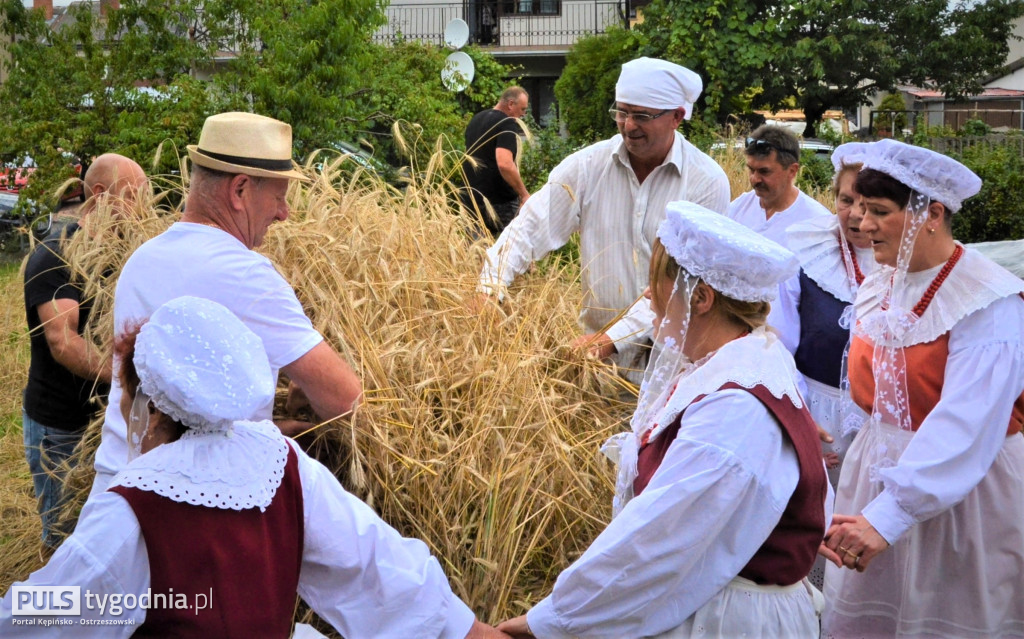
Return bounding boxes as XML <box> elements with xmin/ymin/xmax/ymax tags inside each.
<box><xmin>480</xmin><ymin>132</ymin><xmax>729</xmax><ymax>377</ymax></box>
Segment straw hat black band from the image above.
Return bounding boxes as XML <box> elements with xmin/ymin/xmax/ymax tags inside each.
<box><xmin>196</xmin><ymin>148</ymin><xmax>295</xmax><ymax>172</ymax></box>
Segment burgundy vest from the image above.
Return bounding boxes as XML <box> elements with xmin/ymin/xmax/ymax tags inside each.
<box><xmin>633</xmin><ymin>382</ymin><xmax>827</xmax><ymax>586</ymax></box>
<box><xmin>110</xmin><ymin>446</ymin><xmax>305</xmax><ymax>638</ymax></box>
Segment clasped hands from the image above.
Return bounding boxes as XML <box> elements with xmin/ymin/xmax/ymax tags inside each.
<box><xmin>818</xmin><ymin>514</ymin><xmax>890</xmax><ymax>573</ymax></box>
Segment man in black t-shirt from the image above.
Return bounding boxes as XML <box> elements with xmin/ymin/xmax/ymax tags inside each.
<box><xmin>22</xmin><ymin>153</ymin><xmax>147</xmax><ymax>547</ymax></box>
<box><xmin>461</xmin><ymin>86</ymin><xmax>530</xmax><ymax>237</ymax></box>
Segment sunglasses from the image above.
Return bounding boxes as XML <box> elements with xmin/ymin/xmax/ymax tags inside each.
<box><xmin>745</xmin><ymin>137</ymin><xmax>798</xmax><ymax>160</ymax></box>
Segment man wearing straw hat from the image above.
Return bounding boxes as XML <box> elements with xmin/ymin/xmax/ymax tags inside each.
<box><xmin>478</xmin><ymin>58</ymin><xmax>730</xmax><ymax>383</ymax></box>
<box><xmin>87</xmin><ymin>112</ymin><xmax>363</xmax><ymax>498</ymax></box>
<box><xmin>23</xmin><ymin>153</ymin><xmax>148</xmax><ymax>547</ymax></box>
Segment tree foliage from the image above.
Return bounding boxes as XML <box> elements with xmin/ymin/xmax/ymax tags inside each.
<box><xmin>779</xmin><ymin>0</ymin><xmax>1024</xmax><ymax>135</ymax></box>
<box><xmin>553</xmin><ymin>27</ymin><xmax>638</xmax><ymax>142</ymax></box>
<box><xmin>0</xmin><ymin>0</ymin><xmax>510</xmax><ymax>203</ymax></box>
<box><xmin>556</xmin><ymin>0</ymin><xmax>1024</xmax><ymax>136</ymax></box>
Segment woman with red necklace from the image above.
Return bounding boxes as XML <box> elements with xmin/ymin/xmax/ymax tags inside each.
<box><xmin>787</xmin><ymin>143</ymin><xmax>878</xmax><ymax>589</ymax></box>
<box><xmin>788</xmin><ymin>142</ymin><xmax>878</xmax><ymax>487</ymax></box>
<box><xmin>821</xmin><ymin>139</ymin><xmax>1024</xmax><ymax>637</ymax></box>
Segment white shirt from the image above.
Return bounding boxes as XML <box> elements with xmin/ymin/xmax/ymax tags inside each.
<box><xmin>854</xmin><ymin>252</ymin><xmax>1024</xmax><ymax>543</ymax></box>
<box><xmin>480</xmin><ymin>132</ymin><xmax>730</xmax><ymax>373</ymax></box>
<box><xmin>0</xmin><ymin>439</ymin><xmax>475</xmax><ymax>639</ymax></box>
<box><xmin>727</xmin><ymin>190</ymin><xmax>830</xmax><ymax>353</ymax></box>
<box><xmin>526</xmin><ymin>389</ymin><xmax>801</xmax><ymax>639</ymax></box>
<box><xmin>92</xmin><ymin>223</ymin><xmax>324</xmax><ymax>485</ymax></box>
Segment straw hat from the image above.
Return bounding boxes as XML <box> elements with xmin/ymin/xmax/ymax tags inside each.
<box><xmin>187</xmin><ymin>112</ymin><xmax>310</xmax><ymax>182</ymax></box>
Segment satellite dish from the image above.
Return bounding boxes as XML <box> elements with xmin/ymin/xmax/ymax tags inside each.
<box><xmin>443</xmin><ymin>18</ymin><xmax>470</xmax><ymax>50</ymax></box>
<box><xmin>441</xmin><ymin>51</ymin><xmax>475</xmax><ymax>92</ymax></box>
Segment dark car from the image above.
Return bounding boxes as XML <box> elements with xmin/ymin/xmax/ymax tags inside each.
<box><xmin>311</xmin><ymin>141</ymin><xmax>411</xmax><ymax>188</ymax></box>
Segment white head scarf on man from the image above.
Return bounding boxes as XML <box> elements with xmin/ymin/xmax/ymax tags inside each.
<box><xmin>615</xmin><ymin>57</ymin><xmax>703</xmax><ymax>120</ymax></box>
<box><xmin>605</xmin><ymin>202</ymin><xmax>800</xmax><ymax>514</ymax></box>
<box><xmin>114</xmin><ymin>296</ymin><xmax>289</xmax><ymax>512</ymax></box>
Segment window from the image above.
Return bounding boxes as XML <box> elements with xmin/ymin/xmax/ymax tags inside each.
<box><xmin>502</xmin><ymin>0</ymin><xmax>560</xmax><ymax>16</ymax></box>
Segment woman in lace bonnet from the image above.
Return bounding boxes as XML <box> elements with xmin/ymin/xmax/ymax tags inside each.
<box><xmin>820</xmin><ymin>139</ymin><xmax>1024</xmax><ymax>637</ymax></box>
<box><xmin>0</xmin><ymin>296</ymin><xmax>509</xmax><ymax>639</ymax></box>
<box><xmin>499</xmin><ymin>202</ymin><xmax>830</xmax><ymax>638</ymax></box>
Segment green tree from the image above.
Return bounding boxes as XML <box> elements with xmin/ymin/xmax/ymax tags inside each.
<box><xmin>0</xmin><ymin>0</ymin><xmax>511</xmax><ymax>192</ymax></box>
<box><xmin>553</xmin><ymin>27</ymin><xmax>639</xmax><ymax>143</ymax></box>
<box><xmin>633</xmin><ymin>0</ymin><xmax>791</xmax><ymax>125</ymax></box>
<box><xmin>779</xmin><ymin>0</ymin><xmax>1024</xmax><ymax>136</ymax></box>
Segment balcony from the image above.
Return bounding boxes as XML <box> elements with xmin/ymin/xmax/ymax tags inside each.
<box><xmin>373</xmin><ymin>0</ymin><xmax>627</xmax><ymax>53</ymax></box>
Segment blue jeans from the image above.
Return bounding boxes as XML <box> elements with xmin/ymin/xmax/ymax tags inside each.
<box><xmin>22</xmin><ymin>411</ymin><xmax>84</xmax><ymax>547</ymax></box>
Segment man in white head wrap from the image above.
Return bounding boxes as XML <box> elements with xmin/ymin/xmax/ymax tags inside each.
<box><xmin>478</xmin><ymin>57</ymin><xmax>729</xmax><ymax>385</ymax></box>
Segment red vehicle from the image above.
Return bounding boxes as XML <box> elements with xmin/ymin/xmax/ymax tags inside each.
<box><xmin>0</xmin><ymin>155</ymin><xmax>85</xmax><ymax>202</ymax></box>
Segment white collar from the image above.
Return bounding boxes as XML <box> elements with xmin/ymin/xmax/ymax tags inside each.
<box><xmin>110</xmin><ymin>420</ymin><xmax>290</xmax><ymax>512</ymax></box>
<box><xmin>612</xmin><ymin>131</ymin><xmax>685</xmax><ymax>175</ymax></box>
<box><xmin>856</xmin><ymin>245</ymin><xmax>1024</xmax><ymax>346</ymax></box>
<box><xmin>608</xmin><ymin>328</ymin><xmax>802</xmax><ymax>516</ymax></box>
<box><xmin>648</xmin><ymin>327</ymin><xmax>803</xmax><ymax>444</ymax></box>
<box><xmin>787</xmin><ymin>215</ymin><xmax>877</xmax><ymax>303</ymax></box>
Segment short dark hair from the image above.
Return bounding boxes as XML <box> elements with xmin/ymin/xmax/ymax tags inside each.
<box><xmin>746</xmin><ymin>125</ymin><xmax>800</xmax><ymax>168</ymax></box>
<box><xmin>855</xmin><ymin>167</ymin><xmax>951</xmax><ymax>225</ymax></box>
<box><xmin>854</xmin><ymin>168</ymin><xmax>912</xmax><ymax>210</ymax></box>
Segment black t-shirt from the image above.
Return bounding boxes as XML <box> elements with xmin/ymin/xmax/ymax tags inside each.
<box><xmin>462</xmin><ymin>109</ymin><xmax>521</xmax><ymax>205</ymax></box>
<box><xmin>23</xmin><ymin>222</ymin><xmax>108</xmax><ymax>430</ymax></box>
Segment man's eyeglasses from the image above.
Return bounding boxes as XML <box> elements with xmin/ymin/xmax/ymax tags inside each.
<box><xmin>609</xmin><ymin>108</ymin><xmax>671</xmax><ymax>124</ymax></box>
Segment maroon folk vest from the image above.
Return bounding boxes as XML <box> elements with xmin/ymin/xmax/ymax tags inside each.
<box><xmin>633</xmin><ymin>382</ymin><xmax>827</xmax><ymax>586</ymax></box>
<box><xmin>110</xmin><ymin>446</ymin><xmax>305</xmax><ymax>638</ymax></box>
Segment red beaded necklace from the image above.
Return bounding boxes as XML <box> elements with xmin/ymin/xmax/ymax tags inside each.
<box><xmin>880</xmin><ymin>244</ymin><xmax>964</xmax><ymax>317</ymax></box>
<box><xmin>840</xmin><ymin>237</ymin><xmax>866</xmax><ymax>285</ymax></box>
<box><xmin>910</xmin><ymin>244</ymin><xmax>964</xmax><ymax>317</ymax></box>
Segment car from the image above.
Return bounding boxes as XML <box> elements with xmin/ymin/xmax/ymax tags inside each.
<box><xmin>0</xmin><ymin>190</ymin><xmax>53</xmax><ymax>249</ymax></box>
<box><xmin>310</xmin><ymin>141</ymin><xmax>411</xmax><ymax>188</ymax></box>
<box><xmin>709</xmin><ymin>137</ymin><xmax>835</xmax><ymax>157</ymax></box>
<box><xmin>0</xmin><ymin>154</ymin><xmax>85</xmax><ymax>202</ymax></box>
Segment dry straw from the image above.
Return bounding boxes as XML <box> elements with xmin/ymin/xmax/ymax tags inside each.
<box><xmin>1</xmin><ymin>132</ymin><xmax>633</xmax><ymax>625</ymax></box>
<box><xmin>0</xmin><ymin>133</ymin><xmax>834</xmax><ymax>624</ymax></box>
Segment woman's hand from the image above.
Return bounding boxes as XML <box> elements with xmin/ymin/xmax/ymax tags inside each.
<box><xmin>824</xmin><ymin>514</ymin><xmax>890</xmax><ymax>572</ymax></box>
<box><xmin>496</xmin><ymin>615</ymin><xmax>536</xmax><ymax>639</ymax></box>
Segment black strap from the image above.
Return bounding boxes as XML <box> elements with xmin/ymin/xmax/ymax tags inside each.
<box><xmin>197</xmin><ymin>148</ymin><xmax>294</xmax><ymax>171</ymax></box>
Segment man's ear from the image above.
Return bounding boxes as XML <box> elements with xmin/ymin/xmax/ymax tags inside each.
<box><xmin>227</xmin><ymin>174</ymin><xmax>250</xmax><ymax>210</ymax></box>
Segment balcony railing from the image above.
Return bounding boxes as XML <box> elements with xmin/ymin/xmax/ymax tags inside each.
<box><xmin>373</xmin><ymin>1</ymin><xmax>627</xmax><ymax>49</ymax></box>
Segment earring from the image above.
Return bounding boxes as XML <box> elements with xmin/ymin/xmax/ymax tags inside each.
<box><xmin>928</xmin><ymin>227</ymin><xmax>936</xmax><ymax>234</ymax></box>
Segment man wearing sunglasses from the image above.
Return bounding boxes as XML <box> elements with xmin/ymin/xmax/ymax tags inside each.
<box><xmin>726</xmin><ymin>125</ymin><xmax>830</xmax><ymax>353</ymax></box>
<box><xmin>478</xmin><ymin>57</ymin><xmax>729</xmax><ymax>383</ymax></box>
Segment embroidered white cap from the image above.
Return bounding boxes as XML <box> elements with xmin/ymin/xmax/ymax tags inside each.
<box><xmin>615</xmin><ymin>57</ymin><xmax>702</xmax><ymax>120</ymax></box>
<box><xmin>860</xmin><ymin>138</ymin><xmax>981</xmax><ymax>212</ymax></box>
<box><xmin>830</xmin><ymin>141</ymin><xmax>873</xmax><ymax>172</ymax></box>
<box><xmin>134</xmin><ymin>296</ymin><xmax>275</xmax><ymax>431</ymax></box>
<box><xmin>657</xmin><ymin>201</ymin><xmax>799</xmax><ymax>302</ymax></box>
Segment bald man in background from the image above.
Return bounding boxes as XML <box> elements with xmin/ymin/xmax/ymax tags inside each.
<box><xmin>22</xmin><ymin>153</ymin><xmax>148</xmax><ymax>547</ymax></box>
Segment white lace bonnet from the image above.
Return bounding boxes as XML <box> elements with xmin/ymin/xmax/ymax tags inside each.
<box><xmin>657</xmin><ymin>201</ymin><xmax>799</xmax><ymax>303</ymax></box>
<box><xmin>859</xmin><ymin>138</ymin><xmax>981</xmax><ymax>212</ymax></box>
<box><xmin>831</xmin><ymin>141</ymin><xmax>872</xmax><ymax>172</ymax></box>
<box><xmin>134</xmin><ymin>295</ymin><xmax>275</xmax><ymax>432</ymax></box>
<box><xmin>615</xmin><ymin>57</ymin><xmax>702</xmax><ymax>120</ymax></box>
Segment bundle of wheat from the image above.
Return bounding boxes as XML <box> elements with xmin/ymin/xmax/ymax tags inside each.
<box><xmin>1</xmin><ymin>144</ymin><xmax>632</xmax><ymax>625</ymax></box>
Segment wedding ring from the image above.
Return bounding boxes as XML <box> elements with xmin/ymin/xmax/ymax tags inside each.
<box><xmin>838</xmin><ymin>546</ymin><xmax>849</xmax><ymax>554</ymax></box>
<box><xmin>854</xmin><ymin>555</ymin><xmax>861</xmax><ymax>566</ymax></box>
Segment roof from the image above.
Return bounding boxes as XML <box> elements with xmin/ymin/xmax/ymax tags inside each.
<box><xmin>902</xmin><ymin>85</ymin><xmax>1024</xmax><ymax>101</ymax></box>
